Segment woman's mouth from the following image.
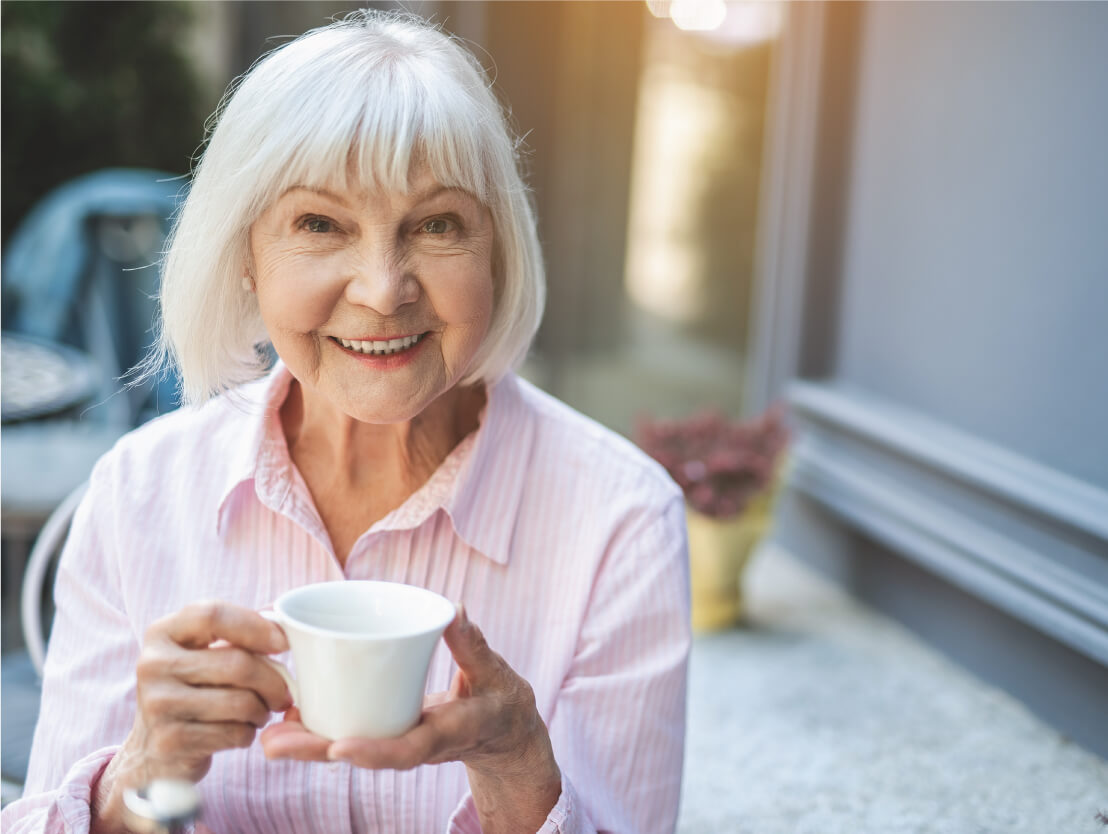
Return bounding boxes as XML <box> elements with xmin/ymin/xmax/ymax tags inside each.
<box><xmin>330</xmin><ymin>333</ymin><xmax>426</xmax><ymax>356</ymax></box>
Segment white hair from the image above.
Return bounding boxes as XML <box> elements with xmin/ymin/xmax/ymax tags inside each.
<box><xmin>147</xmin><ymin>10</ymin><xmax>545</xmax><ymax>404</ymax></box>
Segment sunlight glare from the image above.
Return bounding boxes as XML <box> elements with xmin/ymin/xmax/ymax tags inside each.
<box><xmin>670</xmin><ymin>0</ymin><xmax>728</xmax><ymax>32</ymax></box>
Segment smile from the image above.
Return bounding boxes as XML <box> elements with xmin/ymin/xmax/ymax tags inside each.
<box><xmin>331</xmin><ymin>333</ymin><xmax>426</xmax><ymax>356</ymax></box>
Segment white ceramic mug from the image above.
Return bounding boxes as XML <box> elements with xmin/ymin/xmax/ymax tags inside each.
<box><xmin>260</xmin><ymin>580</ymin><xmax>456</xmax><ymax>741</ymax></box>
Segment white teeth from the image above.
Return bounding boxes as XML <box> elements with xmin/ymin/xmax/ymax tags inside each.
<box><xmin>337</xmin><ymin>333</ymin><xmax>422</xmax><ymax>355</ymax></box>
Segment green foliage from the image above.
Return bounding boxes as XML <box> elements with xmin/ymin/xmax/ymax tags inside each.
<box><xmin>1</xmin><ymin>1</ymin><xmax>204</xmax><ymax>244</ymax></box>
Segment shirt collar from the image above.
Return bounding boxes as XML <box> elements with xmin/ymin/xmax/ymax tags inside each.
<box><xmin>215</xmin><ymin>366</ymin><xmax>534</xmax><ymax>566</ymax></box>
<box><xmin>215</xmin><ymin>364</ymin><xmax>297</xmax><ymax>535</ymax></box>
<box><xmin>441</xmin><ymin>373</ymin><xmax>534</xmax><ymax>565</ymax></box>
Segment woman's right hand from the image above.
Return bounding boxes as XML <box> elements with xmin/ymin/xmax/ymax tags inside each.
<box><xmin>90</xmin><ymin>601</ymin><xmax>291</xmax><ymax>833</ymax></box>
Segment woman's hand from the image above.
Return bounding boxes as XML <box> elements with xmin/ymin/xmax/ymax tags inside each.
<box><xmin>260</xmin><ymin>606</ymin><xmax>562</xmax><ymax>834</ymax></box>
<box><xmin>91</xmin><ymin>602</ymin><xmax>291</xmax><ymax>833</ymax></box>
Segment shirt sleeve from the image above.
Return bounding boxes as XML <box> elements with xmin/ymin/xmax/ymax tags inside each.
<box><xmin>446</xmin><ymin>494</ymin><xmax>692</xmax><ymax>834</ymax></box>
<box><xmin>1</xmin><ymin>451</ymin><xmax>142</xmax><ymax>833</ymax></box>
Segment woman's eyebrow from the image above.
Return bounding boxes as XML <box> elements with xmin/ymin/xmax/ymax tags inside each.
<box><xmin>279</xmin><ymin>185</ymin><xmax>350</xmax><ymax>205</ymax></box>
<box><xmin>410</xmin><ymin>184</ymin><xmax>480</xmax><ymax>207</ymax></box>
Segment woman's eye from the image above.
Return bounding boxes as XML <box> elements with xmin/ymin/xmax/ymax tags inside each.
<box><xmin>303</xmin><ymin>217</ymin><xmax>334</xmax><ymax>234</ymax></box>
<box><xmin>421</xmin><ymin>218</ymin><xmax>451</xmax><ymax>235</ymax></box>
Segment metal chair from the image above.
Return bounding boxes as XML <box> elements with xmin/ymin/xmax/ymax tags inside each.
<box><xmin>0</xmin><ymin>483</ymin><xmax>87</xmax><ymax>800</ymax></box>
<box><xmin>3</xmin><ymin>167</ymin><xmax>183</xmax><ymax>425</ymax></box>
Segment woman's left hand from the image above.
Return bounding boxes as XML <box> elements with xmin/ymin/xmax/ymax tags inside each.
<box><xmin>260</xmin><ymin>605</ymin><xmax>562</xmax><ymax>833</ymax></box>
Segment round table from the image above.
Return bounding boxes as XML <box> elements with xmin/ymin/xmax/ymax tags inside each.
<box><xmin>1</xmin><ymin>332</ymin><xmax>101</xmax><ymax>423</ymax></box>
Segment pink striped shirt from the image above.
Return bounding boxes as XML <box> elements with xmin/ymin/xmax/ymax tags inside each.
<box><xmin>3</xmin><ymin>366</ymin><xmax>690</xmax><ymax>833</ymax></box>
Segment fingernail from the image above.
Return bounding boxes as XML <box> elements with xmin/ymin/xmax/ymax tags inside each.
<box><xmin>455</xmin><ymin>602</ymin><xmax>467</xmax><ymax>626</ymax></box>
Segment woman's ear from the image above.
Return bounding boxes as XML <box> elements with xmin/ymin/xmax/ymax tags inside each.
<box><xmin>241</xmin><ymin>251</ymin><xmax>257</xmax><ymax>292</ymax></box>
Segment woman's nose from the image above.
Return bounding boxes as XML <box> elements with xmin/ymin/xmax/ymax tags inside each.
<box><xmin>343</xmin><ymin>253</ymin><xmax>419</xmax><ymax>315</ymax></box>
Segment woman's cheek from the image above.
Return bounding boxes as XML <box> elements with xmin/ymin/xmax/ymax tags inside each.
<box><xmin>279</xmin><ymin>257</ymin><xmax>345</xmax><ymax>315</ymax></box>
<box><xmin>425</xmin><ymin>255</ymin><xmax>495</xmax><ymax>319</ymax></box>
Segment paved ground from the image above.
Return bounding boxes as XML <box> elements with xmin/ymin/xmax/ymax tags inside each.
<box><xmin>677</xmin><ymin>545</ymin><xmax>1108</xmax><ymax>833</ymax></box>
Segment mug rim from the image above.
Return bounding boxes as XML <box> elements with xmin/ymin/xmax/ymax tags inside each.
<box><xmin>272</xmin><ymin>580</ymin><xmax>456</xmax><ymax>641</ymax></box>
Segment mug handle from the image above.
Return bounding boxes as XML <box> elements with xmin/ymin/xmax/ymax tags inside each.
<box><xmin>258</xmin><ymin>610</ymin><xmax>300</xmax><ymax>707</ymax></box>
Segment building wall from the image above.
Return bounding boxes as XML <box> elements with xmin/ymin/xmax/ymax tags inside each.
<box><xmin>837</xmin><ymin>1</ymin><xmax>1108</xmax><ymax>489</ymax></box>
<box><xmin>768</xmin><ymin>1</ymin><xmax>1108</xmax><ymax>755</ymax></box>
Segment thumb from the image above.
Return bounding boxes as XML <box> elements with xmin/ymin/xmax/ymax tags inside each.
<box><xmin>442</xmin><ymin>603</ymin><xmax>496</xmax><ymax>681</ymax></box>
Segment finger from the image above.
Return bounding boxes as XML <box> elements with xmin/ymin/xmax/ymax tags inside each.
<box><xmin>260</xmin><ymin>713</ymin><xmax>331</xmax><ymax>761</ymax></box>
<box><xmin>422</xmin><ymin>690</ymin><xmax>452</xmax><ymax>709</ymax></box>
<box><xmin>142</xmin><ymin>682</ymin><xmax>273</xmax><ymax>728</ymax></box>
<box><xmin>448</xmin><ymin>669</ymin><xmax>468</xmax><ymax>699</ymax></box>
<box><xmin>158</xmin><ymin>601</ymin><xmax>288</xmax><ymax>654</ymax></box>
<box><xmin>329</xmin><ymin>700</ymin><xmax>477</xmax><ymax>770</ymax></box>
<box><xmin>148</xmin><ymin>720</ymin><xmax>258</xmax><ymax>760</ymax></box>
<box><xmin>327</xmin><ymin>730</ymin><xmax>436</xmax><ymax>771</ymax></box>
<box><xmin>163</xmin><ymin>645</ymin><xmax>292</xmax><ymax>712</ymax></box>
<box><xmin>441</xmin><ymin>604</ymin><xmax>499</xmax><ymax>683</ymax></box>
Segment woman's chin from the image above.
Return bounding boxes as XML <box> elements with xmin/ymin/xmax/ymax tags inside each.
<box><xmin>327</xmin><ymin>387</ymin><xmax>437</xmax><ymax>425</ymax></box>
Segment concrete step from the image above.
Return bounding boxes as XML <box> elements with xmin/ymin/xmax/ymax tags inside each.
<box><xmin>678</xmin><ymin>545</ymin><xmax>1108</xmax><ymax>833</ymax></box>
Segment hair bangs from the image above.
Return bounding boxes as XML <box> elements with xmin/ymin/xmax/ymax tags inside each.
<box><xmin>242</xmin><ymin>52</ymin><xmax>495</xmax><ymax>214</ymax></box>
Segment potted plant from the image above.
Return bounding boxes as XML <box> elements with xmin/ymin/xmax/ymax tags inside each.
<box><xmin>636</xmin><ymin>405</ymin><xmax>789</xmax><ymax>630</ymax></box>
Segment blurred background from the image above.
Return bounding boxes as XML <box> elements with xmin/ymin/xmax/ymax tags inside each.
<box><xmin>3</xmin><ymin>0</ymin><xmax>1107</xmax><ymax>827</ymax></box>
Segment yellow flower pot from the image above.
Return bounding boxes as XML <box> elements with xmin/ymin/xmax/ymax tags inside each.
<box><xmin>686</xmin><ymin>486</ymin><xmax>775</xmax><ymax>631</ymax></box>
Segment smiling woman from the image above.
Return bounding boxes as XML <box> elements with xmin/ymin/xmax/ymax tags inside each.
<box><xmin>2</xmin><ymin>10</ymin><xmax>691</xmax><ymax>834</ymax></box>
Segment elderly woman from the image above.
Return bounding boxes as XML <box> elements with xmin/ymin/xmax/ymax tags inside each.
<box><xmin>3</xmin><ymin>11</ymin><xmax>689</xmax><ymax>834</ymax></box>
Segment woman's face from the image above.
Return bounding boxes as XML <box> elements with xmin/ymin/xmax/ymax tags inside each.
<box><xmin>248</xmin><ymin>168</ymin><xmax>495</xmax><ymax>423</ymax></box>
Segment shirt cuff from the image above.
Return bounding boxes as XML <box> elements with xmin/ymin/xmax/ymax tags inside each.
<box><xmin>446</xmin><ymin>772</ymin><xmax>590</xmax><ymax>834</ymax></box>
<box><xmin>534</xmin><ymin>772</ymin><xmax>580</xmax><ymax>833</ymax></box>
<box><xmin>42</xmin><ymin>746</ymin><xmax>117</xmax><ymax>833</ymax></box>
<box><xmin>29</xmin><ymin>748</ymin><xmax>200</xmax><ymax>834</ymax></box>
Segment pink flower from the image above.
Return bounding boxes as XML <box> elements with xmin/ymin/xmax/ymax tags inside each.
<box><xmin>635</xmin><ymin>405</ymin><xmax>789</xmax><ymax>519</ymax></box>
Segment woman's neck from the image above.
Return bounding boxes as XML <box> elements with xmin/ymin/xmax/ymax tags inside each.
<box><xmin>279</xmin><ymin>379</ymin><xmax>486</xmax><ymax>562</ymax></box>
<box><xmin>283</xmin><ymin>380</ymin><xmax>483</xmax><ymax>488</ymax></box>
